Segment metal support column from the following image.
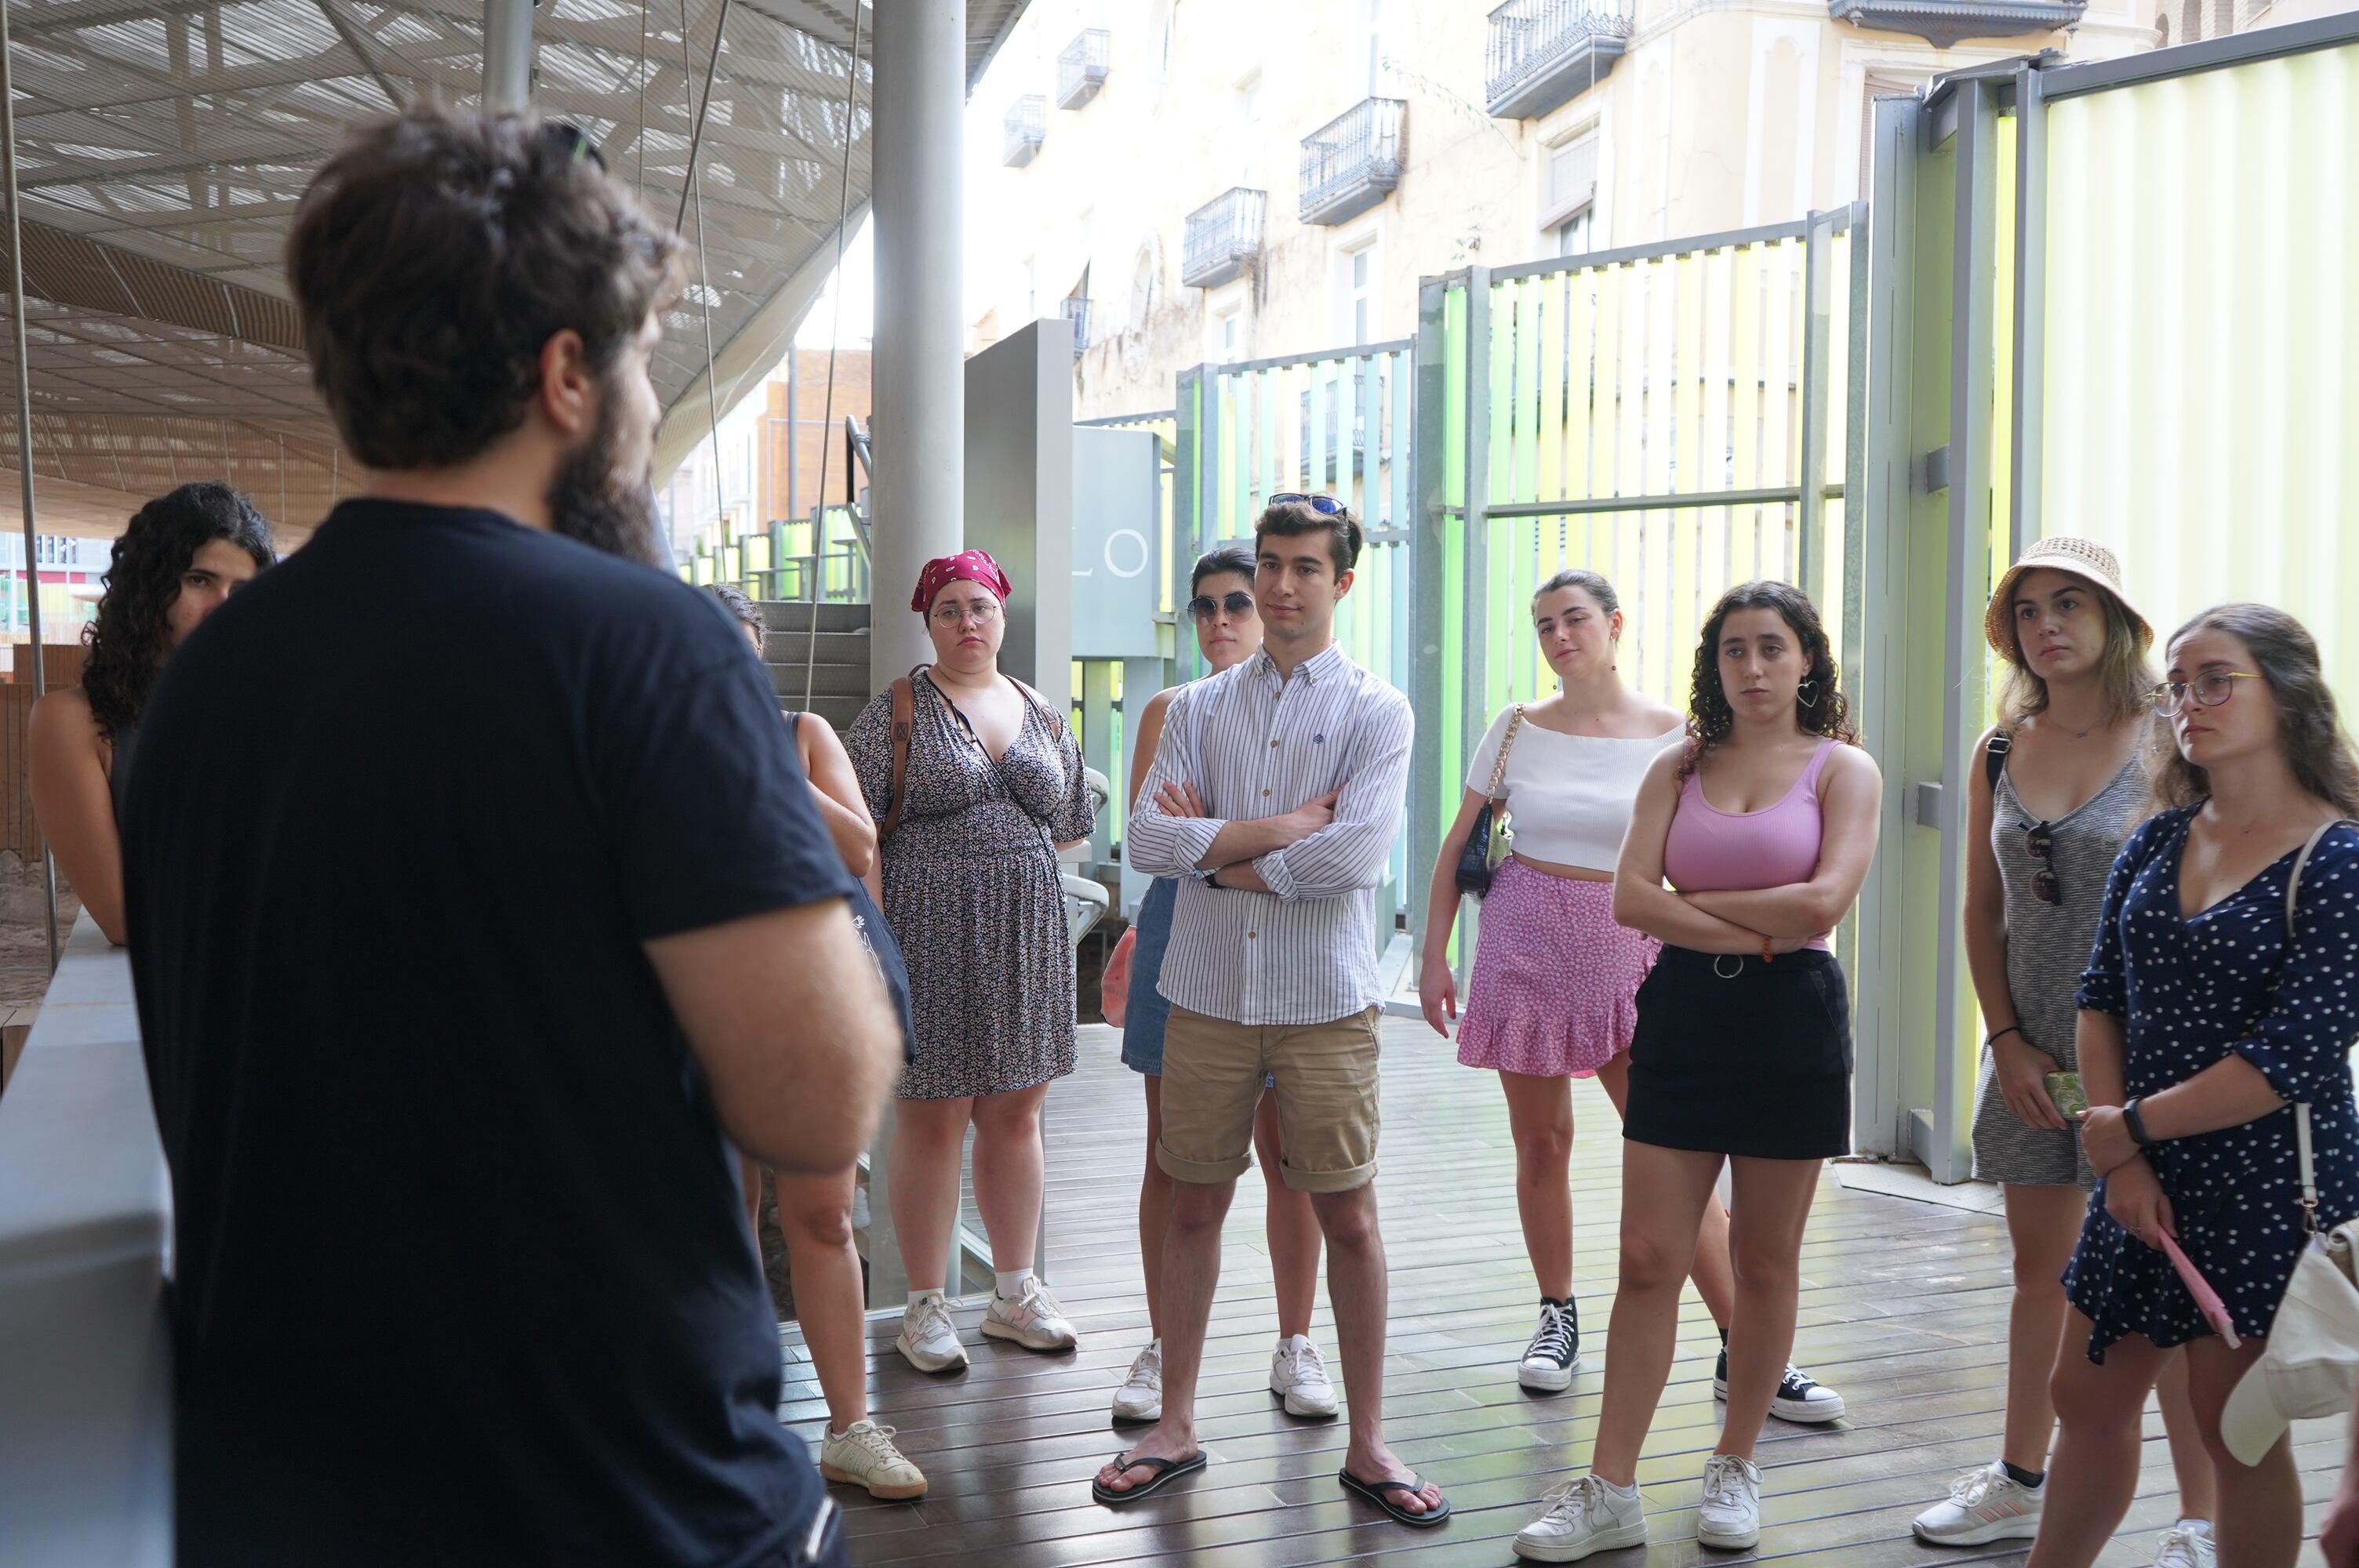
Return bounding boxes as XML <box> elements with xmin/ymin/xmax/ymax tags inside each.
<box><xmin>0</xmin><ymin>3</ymin><xmax>60</xmax><ymax>971</ymax></box>
<box><xmin>2009</xmin><ymin>64</ymin><xmax>2048</xmax><ymax>559</ymax></box>
<box><xmin>1407</xmin><ymin>281</ymin><xmax>1450</xmax><ymax>966</ymax></box>
<box><xmin>1795</xmin><ymin>209</ymin><xmax>1837</xmax><ymax>611</ymax></box>
<box><xmin>866</xmin><ymin>0</ymin><xmax>966</xmax><ymax>1305</ymax></box>
<box><xmin>869</xmin><ymin>0</ymin><xmax>966</xmax><ymax>684</ymax></box>
<box><xmin>482</xmin><ymin>0</ymin><xmax>535</xmax><ymax>112</ymax></box>
<box><xmin>1454</xmin><ymin>267</ymin><xmax>1492</xmax><ymax>990</ymax></box>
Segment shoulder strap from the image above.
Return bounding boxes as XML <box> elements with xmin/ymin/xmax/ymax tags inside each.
<box><xmin>1483</xmin><ymin>705</ymin><xmax>1525</xmax><ymax>804</ymax></box>
<box><xmin>2286</xmin><ymin>818</ymin><xmax>2347</xmax><ymax>938</ymax></box>
<box><xmin>1985</xmin><ymin>728</ymin><xmax>2012</xmax><ymax>790</ymax></box>
<box><xmin>2281</xmin><ymin>818</ymin><xmax>2348</xmax><ymax>1229</ymax></box>
<box><xmin>879</xmin><ymin>667</ymin><xmax>922</xmax><ymax>842</ymax></box>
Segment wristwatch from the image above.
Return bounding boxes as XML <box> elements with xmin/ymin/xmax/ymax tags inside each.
<box><xmin>2121</xmin><ymin>1096</ymin><xmax>2154</xmax><ymax>1148</ymax></box>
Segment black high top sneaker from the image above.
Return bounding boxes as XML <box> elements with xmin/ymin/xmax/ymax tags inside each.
<box><xmin>1518</xmin><ymin>1297</ymin><xmax>1581</xmax><ymax>1392</ymax></box>
<box><xmin>1713</xmin><ymin>1327</ymin><xmax>1847</xmax><ymax>1422</ymax></box>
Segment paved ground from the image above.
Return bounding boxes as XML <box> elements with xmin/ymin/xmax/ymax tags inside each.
<box><xmin>786</xmin><ymin>1017</ymin><xmax>2344</xmax><ymax>1566</ymax></box>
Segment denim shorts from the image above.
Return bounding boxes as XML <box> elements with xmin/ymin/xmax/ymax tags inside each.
<box><xmin>1120</xmin><ymin>877</ymin><xmax>1179</xmax><ymax>1075</ymax></box>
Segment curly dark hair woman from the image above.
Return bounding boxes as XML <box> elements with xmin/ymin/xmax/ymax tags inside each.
<box><xmin>27</xmin><ymin>481</ymin><xmax>273</xmax><ymax>942</ymax></box>
<box><xmin>1681</xmin><ymin>579</ymin><xmax>1856</xmax><ymax>779</ymax></box>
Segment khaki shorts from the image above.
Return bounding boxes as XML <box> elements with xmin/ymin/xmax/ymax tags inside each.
<box><xmin>1154</xmin><ymin>1004</ymin><xmax>1382</xmax><ymax>1192</ymax></box>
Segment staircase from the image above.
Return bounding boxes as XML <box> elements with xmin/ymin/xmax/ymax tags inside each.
<box><xmin>759</xmin><ymin>601</ymin><xmax>875</xmax><ymax>735</ymax></box>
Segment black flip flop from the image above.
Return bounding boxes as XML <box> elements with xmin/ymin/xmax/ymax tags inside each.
<box><xmin>1337</xmin><ymin>1468</ymin><xmax>1452</xmax><ymax>1527</ymax></box>
<box><xmin>1091</xmin><ymin>1449</ymin><xmax>1208</xmax><ymax>1506</ymax></box>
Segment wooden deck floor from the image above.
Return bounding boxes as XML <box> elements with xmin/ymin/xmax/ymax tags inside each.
<box><xmin>784</xmin><ymin>1019</ymin><xmax>2343</xmax><ymax>1566</ymax></box>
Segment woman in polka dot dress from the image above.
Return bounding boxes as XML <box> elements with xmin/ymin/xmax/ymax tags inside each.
<box><xmin>2030</xmin><ymin>604</ymin><xmax>2359</xmax><ymax>1568</ymax></box>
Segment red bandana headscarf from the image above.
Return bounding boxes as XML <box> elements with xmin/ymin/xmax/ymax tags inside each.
<box><xmin>911</xmin><ymin>549</ymin><xmax>1012</xmax><ymax>615</ymax></box>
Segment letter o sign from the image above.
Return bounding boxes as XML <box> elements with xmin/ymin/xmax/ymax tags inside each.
<box><xmin>1103</xmin><ymin>528</ymin><xmax>1149</xmax><ymax>579</ymax></box>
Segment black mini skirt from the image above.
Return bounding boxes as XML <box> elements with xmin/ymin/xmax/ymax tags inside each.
<box><xmin>1621</xmin><ymin>945</ymin><xmax>1853</xmax><ymax>1161</ymax></box>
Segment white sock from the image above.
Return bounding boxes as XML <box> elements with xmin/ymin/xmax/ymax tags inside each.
<box><xmin>1599</xmin><ymin>1475</ymin><xmax>1640</xmax><ymax>1499</ymax></box>
<box><xmin>994</xmin><ymin>1267</ymin><xmax>1034</xmax><ymax>1299</ymax></box>
<box><xmin>906</xmin><ymin>1288</ymin><xmax>941</xmax><ymax>1310</ymax></box>
<box><xmin>1280</xmin><ymin>1333</ymin><xmax>1311</xmax><ymax>1351</ymax></box>
<box><xmin>2179</xmin><ymin>1519</ymin><xmax>2213</xmax><ymax>1538</ymax></box>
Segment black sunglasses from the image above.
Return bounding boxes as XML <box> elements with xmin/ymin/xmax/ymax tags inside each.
<box><xmin>1188</xmin><ymin>590</ymin><xmax>1256</xmax><ymax>622</ymax></box>
<box><xmin>1267</xmin><ymin>492</ymin><xmax>1344</xmax><ymax>516</ymax></box>
<box><xmin>544</xmin><ymin>120</ymin><xmax>609</xmax><ymax>174</ymax></box>
<box><xmin>2025</xmin><ymin>821</ymin><xmax>2062</xmax><ymax>906</ymax></box>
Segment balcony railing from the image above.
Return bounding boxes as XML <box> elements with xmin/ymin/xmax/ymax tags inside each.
<box><xmin>1485</xmin><ymin>0</ymin><xmax>1636</xmax><ymax>120</ymax></box>
<box><xmin>1826</xmin><ymin>0</ymin><xmax>2085</xmax><ymax>45</ymax></box>
<box><xmin>1056</xmin><ymin>29</ymin><xmax>1110</xmax><ymax>110</ymax></box>
<box><xmin>1299</xmin><ymin>98</ymin><xmax>1405</xmax><ymax>227</ymax></box>
<box><xmin>1002</xmin><ymin>96</ymin><xmax>1045</xmax><ymax>167</ymax></box>
<box><xmin>1181</xmin><ymin>187</ymin><xmax>1267</xmax><ymax>289</ymax></box>
<box><xmin>1061</xmin><ymin>296</ymin><xmax>1092</xmax><ymax>358</ymax></box>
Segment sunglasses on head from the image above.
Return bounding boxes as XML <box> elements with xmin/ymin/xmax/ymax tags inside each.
<box><xmin>1267</xmin><ymin>492</ymin><xmax>1344</xmax><ymax>516</ymax></box>
<box><xmin>1188</xmin><ymin>590</ymin><xmax>1256</xmax><ymax>621</ymax></box>
<box><xmin>544</xmin><ymin>120</ymin><xmax>609</xmax><ymax>174</ymax></box>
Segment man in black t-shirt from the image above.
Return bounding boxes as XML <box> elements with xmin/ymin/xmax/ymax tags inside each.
<box><xmin>120</xmin><ymin>108</ymin><xmax>899</xmax><ymax>1568</ymax></box>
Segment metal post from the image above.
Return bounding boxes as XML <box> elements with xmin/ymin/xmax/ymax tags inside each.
<box><xmin>0</xmin><ymin>6</ymin><xmax>60</xmax><ymax>971</ymax></box>
<box><xmin>482</xmin><ymin>0</ymin><xmax>535</xmax><ymax>112</ymax></box>
<box><xmin>865</xmin><ymin>0</ymin><xmax>966</xmax><ymax>1305</ymax></box>
<box><xmin>1795</xmin><ymin>208</ymin><xmax>1836</xmax><ymax>610</ymax></box>
<box><xmin>868</xmin><ymin>0</ymin><xmax>966</xmax><ymax>687</ymax></box>
<box><xmin>1932</xmin><ymin>79</ymin><xmax>2001</xmax><ymax>1185</ymax></box>
<box><xmin>1455</xmin><ymin>265</ymin><xmax>1491</xmax><ymax>992</ymax></box>
<box><xmin>2009</xmin><ymin>64</ymin><xmax>2048</xmax><ymax>559</ymax></box>
<box><xmin>1407</xmin><ymin>276</ymin><xmax>1449</xmax><ymax>967</ymax></box>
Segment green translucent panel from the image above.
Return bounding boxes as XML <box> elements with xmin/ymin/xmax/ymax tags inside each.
<box><xmin>2042</xmin><ymin>45</ymin><xmax>2359</xmax><ymax>702</ymax></box>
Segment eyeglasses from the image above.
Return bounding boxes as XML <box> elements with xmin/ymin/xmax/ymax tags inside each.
<box><xmin>1187</xmin><ymin>590</ymin><xmax>1256</xmax><ymax>622</ymax></box>
<box><xmin>929</xmin><ymin>600</ymin><xmax>1002</xmax><ymax>628</ymax></box>
<box><xmin>543</xmin><ymin>121</ymin><xmax>609</xmax><ymax>174</ymax></box>
<box><xmin>1267</xmin><ymin>492</ymin><xmax>1344</xmax><ymax>516</ymax></box>
<box><xmin>2023</xmin><ymin>821</ymin><xmax>2063</xmax><ymax>906</ymax></box>
<box><xmin>2149</xmin><ymin>670</ymin><xmax>2261</xmax><ymax>716</ymax></box>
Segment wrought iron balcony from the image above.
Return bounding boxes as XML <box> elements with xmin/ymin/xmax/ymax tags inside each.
<box><xmin>1002</xmin><ymin>96</ymin><xmax>1045</xmax><ymax>167</ymax></box>
<box><xmin>1826</xmin><ymin>0</ymin><xmax>2085</xmax><ymax>46</ymax></box>
<box><xmin>1061</xmin><ymin>297</ymin><xmax>1092</xmax><ymax>358</ymax></box>
<box><xmin>1056</xmin><ymin>29</ymin><xmax>1110</xmax><ymax>110</ymax></box>
<box><xmin>1485</xmin><ymin>0</ymin><xmax>1636</xmax><ymax>120</ymax></box>
<box><xmin>1299</xmin><ymin>98</ymin><xmax>1405</xmax><ymax>227</ymax></box>
<box><xmin>1181</xmin><ymin>187</ymin><xmax>1267</xmax><ymax>289</ymax></box>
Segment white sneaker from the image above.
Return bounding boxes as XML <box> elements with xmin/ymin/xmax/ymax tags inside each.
<box><xmin>2153</xmin><ymin>1523</ymin><xmax>2216</xmax><ymax>1568</ymax></box>
<box><xmin>1269</xmin><ymin>1334</ymin><xmax>1338</xmax><ymax>1417</ymax></box>
<box><xmin>818</xmin><ymin>1419</ymin><xmax>927</xmax><ymax>1500</ymax></box>
<box><xmin>1512</xmin><ymin>1473</ymin><xmax>1647</xmax><ymax>1563</ymax></box>
<box><xmin>980</xmin><ymin>1276</ymin><xmax>1078</xmax><ymax>1351</ymax></box>
<box><xmin>1111</xmin><ymin>1339</ymin><xmax>1162</xmax><ymax>1422</ymax></box>
<box><xmin>1696</xmin><ymin>1453</ymin><xmax>1761</xmax><ymax>1551</ymax></box>
<box><xmin>893</xmin><ymin>1290</ymin><xmax>967</xmax><ymax>1373</ymax></box>
<box><xmin>1518</xmin><ymin>1300</ymin><xmax>1582</xmax><ymax>1392</ymax></box>
<box><xmin>1910</xmin><ymin>1461</ymin><xmax>2043</xmax><ymax>1545</ymax></box>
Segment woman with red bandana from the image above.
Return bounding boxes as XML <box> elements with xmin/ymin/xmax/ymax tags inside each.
<box><xmin>845</xmin><ymin>550</ymin><xmax>1098</xmax><ymax>1373</ymax></box>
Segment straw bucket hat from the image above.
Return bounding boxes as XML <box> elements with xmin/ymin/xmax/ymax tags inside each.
<box><xmin>1984</xmin><ymin>536</ymin><xmax>2152</xmax><ymax>662</ymax></box>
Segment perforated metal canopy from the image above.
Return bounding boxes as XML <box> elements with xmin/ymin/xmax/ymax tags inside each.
<box><xmin>0</xmin><ymin>0</ymin><xmax>1021</xmax><ymax>537</ymax></box>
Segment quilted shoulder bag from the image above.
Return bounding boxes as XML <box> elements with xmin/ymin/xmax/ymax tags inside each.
<box><xmin>1454</xmin><ymin>705</ymin><xmax>1526</xmax><ymax>898</ymax></box>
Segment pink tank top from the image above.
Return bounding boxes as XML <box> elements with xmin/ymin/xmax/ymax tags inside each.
<box><xmin>1662</xmin><ymin>738</ymin><xmax>1836</xmax><ymax>951</ymax></box>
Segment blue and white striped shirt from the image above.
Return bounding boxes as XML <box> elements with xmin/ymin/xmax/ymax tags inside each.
<box><xmin>1126</xmin><ymin>641</ymin><xmax>1413</xmax><ymax>1026</ymax></box>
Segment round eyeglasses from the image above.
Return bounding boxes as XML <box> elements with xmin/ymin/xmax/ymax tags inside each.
<box><xmin>2148</xmin><ymin>670</ymin><xmax>2261</xmax><ymax>716</ymax></box>
<box><xmin>929</xmin><ymin>601</ymin><xmax>1002</xmax><ymax>629</ymax></box>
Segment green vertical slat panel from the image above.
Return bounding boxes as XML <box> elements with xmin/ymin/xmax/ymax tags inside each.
<box><xmin>1485</xmin><ymin>279</ymin><xmax>1515</xmax><ymax>722</ymax></box>
<box><xmin>1336</xmin><ymin>354</ymin><xmax>1360</xmax><ymax>514</ymax></box>
<box><xmin>1441</xmin><ymin>283</ymin><xmax>1468</xmax><ymax>818</ymax></box>
<box><xmin>1390</xmin><ymin>350</ymin><xmax>1412</xmax><ymax>529</ymax></box>
<box><xmin>1307</xmin><ymin>357</ymin><xmax>1329</xmax><ymax>500</ymax></box>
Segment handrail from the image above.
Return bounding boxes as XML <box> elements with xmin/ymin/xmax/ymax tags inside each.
<box><xmin>0</xmin><ymin>913</ymin><xmax>171</xmax><ymax>1566</ymax></box>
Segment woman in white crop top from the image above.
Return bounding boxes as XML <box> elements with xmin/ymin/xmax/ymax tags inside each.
<box><xmin>1418</xmin><ymin>569</ymin><xmax>1840</xmax><ymax>1413</ymax></box>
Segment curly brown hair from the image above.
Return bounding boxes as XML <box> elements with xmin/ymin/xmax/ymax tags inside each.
<box><xmin>1680</xmin><ymin>580</ymin><xmax>1856</xmax><ymax>779</ymax></box>
<box><xmin>82</xmin><ymin>482</ymin><xmax>274</xmax><ymax>744</ymax></box>
<box><xmin>288</xmin><ymin>106</ymin><xmax>683</xmax><ymax>471</ymax></box>
<box><xmin>2150</xmin><ymin>604</ymin><xmax>2359</xmax><ymax>818</ymax></box>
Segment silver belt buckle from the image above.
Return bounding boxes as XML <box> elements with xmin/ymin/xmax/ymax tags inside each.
<box><xmin>796</xmin><ymin>1496</ymin><xmax>840</xmax><ymax>1565</ymax></box>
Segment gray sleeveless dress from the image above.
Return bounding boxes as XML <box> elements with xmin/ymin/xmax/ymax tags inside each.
<box><xmin>1970</xmin><ymin>746</ymin><xmax>2147</xmax><ymax>1189</ymax></box>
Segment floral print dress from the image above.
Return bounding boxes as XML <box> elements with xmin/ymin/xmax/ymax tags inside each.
<box><xmin>846</xmin><ymin>671</ymin><xmax>1095</xmax><ymax>1101</ymax></box>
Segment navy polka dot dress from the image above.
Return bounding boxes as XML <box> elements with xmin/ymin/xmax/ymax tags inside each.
<box><xmin>2064</xmin><ymin>809</ymin><xmax>2359</xmax><ymax>1363</ymax></box>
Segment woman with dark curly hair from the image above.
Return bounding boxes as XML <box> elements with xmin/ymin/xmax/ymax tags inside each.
<box><xmin>1512</xmin><ymin>580</ymin><xmax>1882</xmax><ymax>1563</ymax></box>
<box><xmin>28</xmin><ymin>481</ymin><xmax>272</xmax><ymax>943</ymax></box>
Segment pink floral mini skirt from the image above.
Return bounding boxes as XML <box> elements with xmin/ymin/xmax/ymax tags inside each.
<box><xmin>1456</xmin><ymin>858</ymin><xmax>1660</xmax><ymax>1079</ymax></box>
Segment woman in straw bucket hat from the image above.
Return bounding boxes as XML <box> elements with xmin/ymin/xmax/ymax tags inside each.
<box><xmin>1914</xmin><ymin>539</ymin><xmax>2219</xmax><ymax>1566</ymax></box>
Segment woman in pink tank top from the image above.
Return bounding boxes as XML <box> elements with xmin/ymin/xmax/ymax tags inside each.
<box><xmin>1509</xmin><ymin>581</ymin><xmax>1883</xmax><ymax>1561</ymax></box>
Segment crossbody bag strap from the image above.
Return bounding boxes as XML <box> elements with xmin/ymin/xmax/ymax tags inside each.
<box><xmin>2283</xmin><ymin>818</ymin><xmax>2346</xmax><ymax>1236</ymax></box>
<box><xmin>879</xmin><ymin>667</ymin><xmax>922</xmax><ymax>842</ymax></box>
<box><xmin>1484</xmin><ymin>705</ymin><xmax>1525</xmax><ymax>805</ymax></box>
<box><xmin>1985</xmin><ymin>727</ymin><xmax>2012</xmax><ymax>790</ymax></box>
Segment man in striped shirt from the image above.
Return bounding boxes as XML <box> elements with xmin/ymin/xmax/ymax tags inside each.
<box><xmin>1093</xmin><ymin>499</ymin><xmax>1445</xmax><ymax>1526</ymax></box>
